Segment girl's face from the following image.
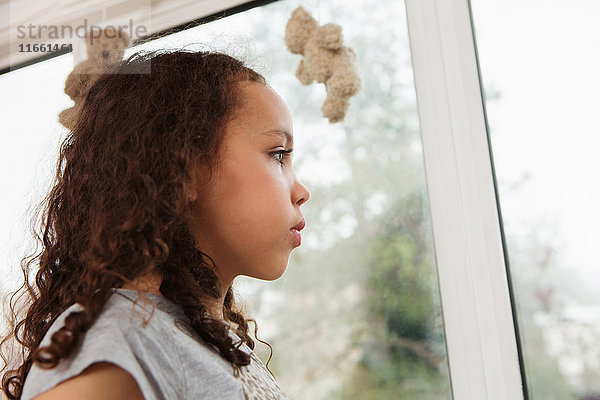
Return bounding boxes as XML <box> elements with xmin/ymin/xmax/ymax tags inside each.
<box><xmin>187</xmin><ymin>81</ymin><xmax>310</xmax><ymax>287</ymax></box>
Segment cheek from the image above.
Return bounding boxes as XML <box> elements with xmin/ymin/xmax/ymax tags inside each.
<box><xmin>222</xmin><ymin>164</ymin><xmax>287</xmax><ymax>224</ymax></box>
<box><xmin>250</xmin><ymin>173</ymin><xmax>289</xmax><ymax>222</ymax></box>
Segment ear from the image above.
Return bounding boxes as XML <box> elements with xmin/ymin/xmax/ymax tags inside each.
<box><xmin>182</xmin><ymin>168</ymin><xmax>199</xmax><ymax>203</ymax></box>
<box><xmin>185</xmin><ymin>182</ymin><xmax>199</xmax><ymax>203</ymax></box>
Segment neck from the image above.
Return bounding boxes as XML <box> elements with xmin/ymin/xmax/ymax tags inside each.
<box><xmin>121</xmin><ymin>272</ymin><xmax>228</xmax><ymax>320</ymax></box>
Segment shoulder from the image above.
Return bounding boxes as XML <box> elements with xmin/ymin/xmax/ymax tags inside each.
<box><xmin>22</xmin><ymin>289</ymin><xmax>248</xmax><ymax>400</ymax></box>
<box><xmin>89</xmin><ymin>290</ymin><xmax>183</xmax><ymax>353</ymax></box>
<box><xmin>21</xmin><ymin>291</ymin><xmax>184</xmax><ymax>400</ymax></box>
<box><xmin>31</xmin><ymin>361</ymin><xmax>144</xmax><ymax>400</ymax></box>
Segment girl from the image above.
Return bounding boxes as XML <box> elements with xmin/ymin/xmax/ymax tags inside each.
<box><xmin>0</xmin><ymin>48</ymin><xmax>310</xmax><ymax>399</ymax></box>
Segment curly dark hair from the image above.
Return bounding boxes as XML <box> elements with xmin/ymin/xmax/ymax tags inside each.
<box><xmin>0</xmin><ymin>48</ymin><xmax>272</xmax><ymax>399</ymax></box>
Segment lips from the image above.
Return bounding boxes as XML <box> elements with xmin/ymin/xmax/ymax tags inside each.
<box><xmin>291</xmin><ymin>218</ymin><xmax>305</xmax><ymax>231</ymax></box>
<box><xmin>290</xmin><ymin>218</ymin><xmax>305</xmax><ymax>247</ymax></box>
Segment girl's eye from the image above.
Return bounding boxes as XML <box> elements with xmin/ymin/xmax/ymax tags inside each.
<box><xmin>271</xmin><ymin>149</ymin><xmax>293</xmax><ymax>165</ymax></box>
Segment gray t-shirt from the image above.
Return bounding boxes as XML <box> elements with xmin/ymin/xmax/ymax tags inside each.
<box><xmin>21</xmin><ymin>288</ymin><xmax>289</xmax><ymax>400</ymax></box>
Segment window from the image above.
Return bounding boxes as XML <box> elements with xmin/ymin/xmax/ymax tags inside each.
<box><xmin>11</xmin><ymin>0</ymin><xmax>592</xmax><ymax>398</ymax></box>
<box><xmin>1</xmin><ymin>0</ymin><xmax>455</xmax><ymax>398</ymax></box>
<box><xmin>471</xmin><ymin>1</ymin><xmax>600</xmax><ymax>398</ymax></box>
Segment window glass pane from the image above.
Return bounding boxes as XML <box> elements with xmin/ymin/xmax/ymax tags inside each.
<box><xmin>0</xmin><ymin>55</ymin><xmax>73</xmax><ymax>294</ymax></box>
<box><xmin>470</xmin><ymin>1</ymin><xmax>600</xmax><ymax>399</ymax></box>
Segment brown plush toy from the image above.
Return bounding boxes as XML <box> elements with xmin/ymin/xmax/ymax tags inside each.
<box><xmin>284</xmin><ymin>6</ymin><xmax>361</xmax><ymax>123</ymax></box>
<box><xmin>59</xmin><ymin>27</ymin><xmax>131</xmax><ymax>130</ymax></box>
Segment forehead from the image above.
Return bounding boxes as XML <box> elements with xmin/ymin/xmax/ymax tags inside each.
<box><xmin>228</xmin><ymin>82</ymin><xmax>293</xmax><ymax>142</ymax></box>
<box><xmin>260</xmin><ymin>128</ymin><xmax>294</xmax><ymax>147</ymax></box>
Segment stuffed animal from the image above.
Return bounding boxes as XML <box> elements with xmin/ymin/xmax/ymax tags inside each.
<box><xmin>59</xmin><ymin>27</ymin><xmax>131</xmax><ymax>130</ymax></box>
<box><xmin>284</xmin><ymin>6</ymin><xmax>361</xmax><ymax>123</ymax></box>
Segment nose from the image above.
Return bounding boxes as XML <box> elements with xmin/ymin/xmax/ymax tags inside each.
<box><xmin>294</xmin><ymin>180</ymin><xmax>310</xmax><ymax>206</ymax></box>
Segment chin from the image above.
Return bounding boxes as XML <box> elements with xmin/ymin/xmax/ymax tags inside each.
<box><xmin>251</xmin><ymin>265</ymin><xmax>288</xmax><ymax>281</ymax></box>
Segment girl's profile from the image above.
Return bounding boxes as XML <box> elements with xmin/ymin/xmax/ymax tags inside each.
<box><xmin>0</xmin><ymin>48</ymin><xmax>310</xmax><ymax>400</ymax></box>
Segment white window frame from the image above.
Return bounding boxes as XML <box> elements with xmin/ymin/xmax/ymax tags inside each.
<box><xmin>405</xmin><ymin>0</ymin><xmax>525</xmax><ymax>398</ymax></box>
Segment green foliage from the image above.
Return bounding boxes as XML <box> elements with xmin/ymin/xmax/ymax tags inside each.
<box><xmin>368</xmin><ymin>233</ymin><xmax>429</xmax><ymax>340</ymax></box>
<box><xmin>337</xmin><ymin>194</ymin><xmax>450</xmax><ymax>399</ymax></box>
<box><xmin>339</xmin><ymin>359</ymin><xmax>449</xmax><ymax>400</ymax></box>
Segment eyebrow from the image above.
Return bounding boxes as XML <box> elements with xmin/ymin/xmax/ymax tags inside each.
<box><xmin>261</xmin><ymin>128</ymin><xmax>294</xmax><ymax>147</ymax></box>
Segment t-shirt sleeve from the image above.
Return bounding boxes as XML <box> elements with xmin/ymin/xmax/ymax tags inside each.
<box><xmin>21</xmin><ymin>301</ymin><xmax>184</xmax><ymax>400</ymax></box>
